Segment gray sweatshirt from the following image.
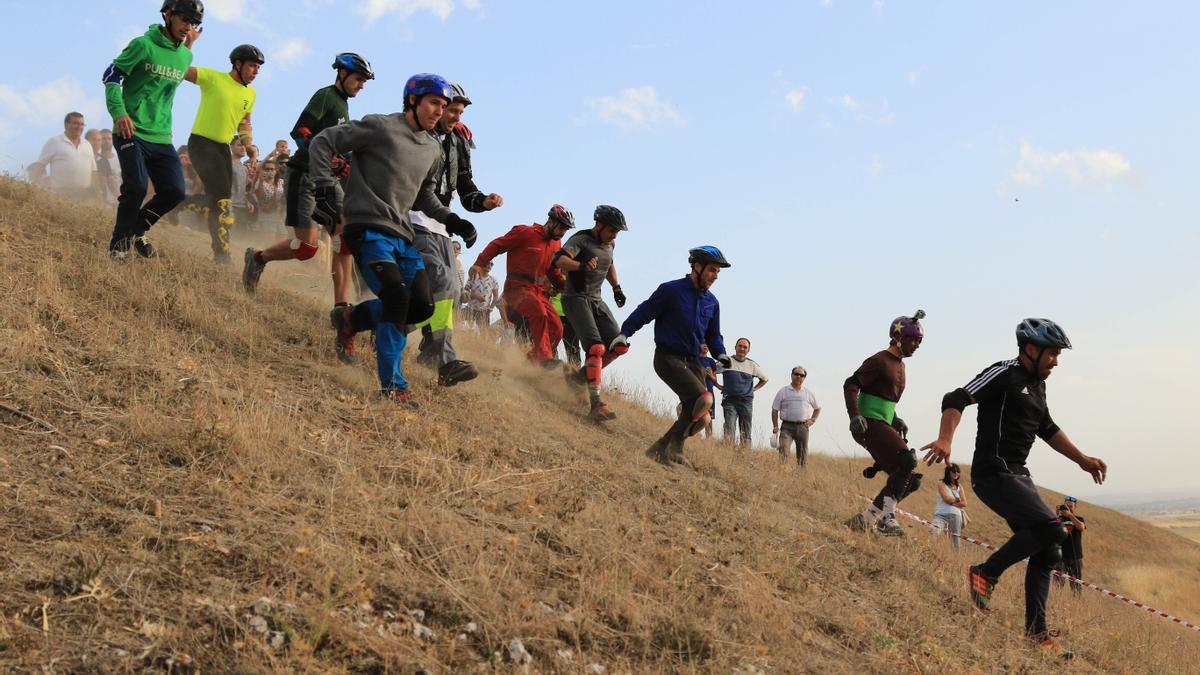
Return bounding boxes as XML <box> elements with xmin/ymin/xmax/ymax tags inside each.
<box><xmin>308</xmin><ymin>112</ymin><xmax>453</xmax><ymax>243</ymax></box>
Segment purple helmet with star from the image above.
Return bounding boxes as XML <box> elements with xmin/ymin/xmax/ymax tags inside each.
<box><xmin>889</xmin><ymin>309</ymin><xmax>926</xmax><ymax>342</ymax></box>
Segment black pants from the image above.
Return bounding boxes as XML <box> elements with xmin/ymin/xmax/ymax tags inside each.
<box><xmin>560</xmin><ymin>312</ymin><xmax>581</xmax><ymax>366</ymax></box>
<box><xmin>188</xmin><ymin>134</ymin><xmax>234</xmax><ymax>257</ymax></box>
<box><xmin>653</xmin><ymin>349</ymin><xmax>708</xmax><ymax>448</ymax></box>
<box><xmin>109</xmin><ymin>136</ymin><xmax>185</xmax><ymax>250</ymax></box>
<box><xmin>853</xmin><ymin>419</ymin><xmax>916</xmax><ymax>510</ymax></box>
<box><xmin>973</xmin><ymin>471</ymin><xmax>1060</xmax><ymax>636</ymax></box>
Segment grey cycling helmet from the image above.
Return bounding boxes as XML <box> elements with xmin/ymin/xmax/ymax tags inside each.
<box><xmin>547</xmin><ymin>204</ymin><xmax>576</xmax><ymax>229</ymax></box>
<box><xmin>450</xmin><ymin>83</ymin><xmax>471</xmax><ymax>106</ymax></box>
<box><xmin>1016</xmin><ymin>318</ymin><xmax>1072</xmax><ymax>349</ymax></box>
<box><xmin>594</xmin><ymin>204</ymin><xmax>627</xmax><ymax>231</ymax></box>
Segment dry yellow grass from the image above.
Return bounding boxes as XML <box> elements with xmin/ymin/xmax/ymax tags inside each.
<box><xmin>3</xmin><ymin>177</ymin><xmax>1200</xmax><ymax>672</ymax></box>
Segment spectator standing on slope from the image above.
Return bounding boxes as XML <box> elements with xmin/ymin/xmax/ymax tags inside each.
<box><xmin>719</xmin><ymin>337</ymin><xmax>768</xmax><ymax>446</ymax></box>
<box><xmin>29</xmin><ymin>112</ymin><xmax>97</xmax><ymax>202</ymax></box>
<box><xmin>770</xmin><ymin>366</ymin><xmax>820</xmax><ymax>466</ymax></box>
<box><xmin>929</xmin><ymin>463</ymin><xmax>967</xmax><ymax>549</ymax></box>
<box><xmin>1054</xmin><ymin>496</ymin><xmax>1086</xmax><ymax>595</ymax></box>
<box><xmin>699</xmin><ymin>343</ymin><xmax>718</xmax><ymax>438</ymax></box>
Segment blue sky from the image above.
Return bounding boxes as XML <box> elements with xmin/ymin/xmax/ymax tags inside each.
<box><xmin>2</xmin><ymin>1</ymin><xmax>1197</xmax><ymax>497</ymax></box>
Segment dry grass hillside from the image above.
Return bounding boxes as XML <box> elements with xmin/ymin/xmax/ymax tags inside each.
<box><xmin>3</xmin><ymin>177</ymin><xmax>1200</xmax><ymax>673</ymax></box>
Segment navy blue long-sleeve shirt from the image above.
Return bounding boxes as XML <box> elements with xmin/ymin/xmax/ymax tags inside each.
<box><xmin>620</xmin><ymin>276</ymin><xmax>726</xmax><ymax>360</ymax></box>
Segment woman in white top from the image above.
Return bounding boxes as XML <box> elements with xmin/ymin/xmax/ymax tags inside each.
<box><xmin>930</xmin><ymin>463</ymin><xmax>967</xmax><ymax>549</ymax></box>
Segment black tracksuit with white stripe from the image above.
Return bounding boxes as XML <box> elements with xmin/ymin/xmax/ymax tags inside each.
<box><xmin>953</xmin><ymin>358</ymin><xmax>1065</xmax><ymax>637</ymax></box>
<box><xmin>963</xmin><ymin>358</ymin><xmax>1060</xmax><ymax>478</ymax></box>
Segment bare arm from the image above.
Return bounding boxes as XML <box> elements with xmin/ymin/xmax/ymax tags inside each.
<box><xmin>771</xmin><ymin>409</ymin><xmax>779</xmax><ymax>429</ymax></box>
<box><xmin>921</xmin><ymin>407</ymin><xmax>965</xmax><ymax>465</ymax></box>
<box><xmin>184</xmin><ymin>66</ymin><xmax>197</xmax><ymax>83</ymax></box>
<box><xmin>607</xmin><ymin>261</ymin><xmax>619</xmax><ymax>287</ymax></box>
<box><xmin>239</xmin><ymin>114</ymin><xmax>254</xmax><ymax>158</ymax></box>
<box><xmin>1046</xmin><ymin>429</ymin><xmax>1107</xmax><ymax>484</ymax></box>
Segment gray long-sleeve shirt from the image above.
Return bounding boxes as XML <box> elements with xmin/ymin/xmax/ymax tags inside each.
<box><xmin>308</xmin><ymin>112</ymin><xmax>454</xmax><ymax>243</ymax></box>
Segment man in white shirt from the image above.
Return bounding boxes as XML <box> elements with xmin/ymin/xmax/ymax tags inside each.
<box><xmin>97</xmin><ymin>129</ymin><xmax>122</xmax><ymax>205</ymax></box>
<box><xmin>29</xmin><ymin>112</ymin><xmax>97</xmax><ymax>201</ymax></box>
<box><xmin>718</xmin><ymin>337</ymin><xmax>769</xmax><ymax>446</ymax></box>
<box><xmin>771</xmin><ymin>366</ymin><xmax>821</xmax><ymax>466</ymax></box>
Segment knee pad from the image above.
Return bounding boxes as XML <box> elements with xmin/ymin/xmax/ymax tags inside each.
<box><xmin>692</xmin><ymin>391</ymin><xmax>713</xmax><ymax>421</ymax></box>
<box><xmin>370</xmin><ymin>261</ymin><xmax>409</xmax><ymax>326</ymax></box>
<box><xmin>900</xmin><ymin>472</ymin><xmax>923</xmax><ymax>499</ymax></box>
<box><xmin>610</xmin><ymin>341</ymin><xmax>629</xmax><ymax>357</ymax></box>
<box><xmin>897</xmin><ymin>448</ymin><xmax>918</xmax><ymax>472</ymax></box>
<box><xmin>586</xmin><ymin>343</ymin><xmax>606</xmax><ymax>359</ymax></box>
<box><xmin>404</xmin><ymin>268</ymin><xmax>434</xmax><ymax>325</ymax></box>
<box><xmin>1033</xmin><ymin>520</ymin><xmax>1069</xmax><ymax>548</ymax></box>
<box><xmin>1031</xmin><ymin>544</ymin><xmax>1063</xmax><ymax>568</ymax></box>
<box><xmin>290</xmin><ymin>238</ymin><xmax>319</xmax><ymax>260</ymax></box>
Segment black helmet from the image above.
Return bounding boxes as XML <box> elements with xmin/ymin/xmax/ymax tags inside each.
<box><xmin>547</xmin><ymin>204</ymin><xmax>576</xmax><ymax>229</ymax></box>
<box><xmin>161</xmin><ymin>0</ymin><xmax>204</xmax><ymax>23</ymax></box>
<box><xmin>1016</xmin><ymin>318</ymin><xmax>1072</xmax><ymax>349</ymax></box>
<box><xmin>450</xmin><ymin>83</ymin><xmax>471</xmax><ymax>106</ymax></box>
<box><xmin>230</xmin><ymin>44</ymin><xmax>265</xmax><ymax>66</ymax></box>
<box><xmin>332</xmin><ymin>52</ymin><xmax>374</xmax><ymax>80</ymax></box>
<box><xmin>688</xmin><ymin>245</ymin><xmax>731</xmax><ymax>268</ymax></box>
<box><xmin>594</xmin><ymin>205</ymin><xmax>627</xmax><ymax>231</ymax></box>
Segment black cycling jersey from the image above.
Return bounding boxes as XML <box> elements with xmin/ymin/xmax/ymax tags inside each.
<box><xmin>946</xmin><ymin>358</ymin><xmax>1061</xmax><ymax>477</ymax></box>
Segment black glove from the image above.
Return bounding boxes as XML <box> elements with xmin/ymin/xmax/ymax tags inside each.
<box><xmin>891</xmin><ymin>415</ymin><xmax>908</xmax><ymax>440</ymax></box>
<box><xmin>716</xmin><ymin>354</ymin><xmax>732</xmax><ymax>369</ymax></box>
<box><xmin>613</xmin><ymin>284</ymin><xmax>626</xmax><ymax>308</ymax></box>
<box><xmin>849</xmin><ymin>415</ymin><xmax>868</xmax><ymax>435</ymax></box>
<box><xmin>444</xmin><ymin>213</ymin><xmax>477</xmax><ymax>248</ymax></box>
<box><xmin>312</xmin><ymin>184</ymin><xmax>341</xmax><ymax>229</ymax></box>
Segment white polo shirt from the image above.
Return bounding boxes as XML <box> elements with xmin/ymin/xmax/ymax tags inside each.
<box><xmin>36</xmin><ymin>134</ymin><xmax>95</xmax><ymax>190</ymax></box>
<box><xmin>771</xmin><ymin>385</ymin><xmax>820</xmax><ymax>423</ymax></box>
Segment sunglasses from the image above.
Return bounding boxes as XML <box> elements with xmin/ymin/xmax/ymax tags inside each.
<box><xmin>792</xmin><ymin>372</ymin><xmax>806</xmax><ymax>377</ymax></box>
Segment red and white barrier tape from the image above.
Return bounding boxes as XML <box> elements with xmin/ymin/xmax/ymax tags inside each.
<box><xmin>857</xmin><ymin>496</ymin><xmax>1200</xmax><ymax>634</ymax></box>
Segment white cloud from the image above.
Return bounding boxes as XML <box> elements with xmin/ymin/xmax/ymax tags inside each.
<box><xmin>1011</xmin><ymin>139</ymin><xmax>1135</xmax><ymax>189</ymax></box>
<box><xmin>588</xmin><ymin>86</ymin><xmax>681</xmax><ymax>130</ymax></box>
<box><xmin>818</xmin><ymin>0</ymin><xmax>833</xmax><ymax>5</ymax></box>
<box><xmin>273</xmin><ymin>38</ymin><xmax>312</xmax><ymax>69</ymax></box>
<box><xmin>830</xmin><ymin>94</ymin><xmax>860</xmax><ymax>111</ymax></box>
<box><xmin>784</xmin><ymin>88</ymin><xmax>808</xmax><ymax>112</ymax></box>
<box><xmin>358</xmin><ymin>0</ymin><xmax>458</xmax><ymax>22</ymax></box>
<box><xmin>0</xmin><ymin>77</ymin><xmax>105</xmax><ymax>141</ymax></box>
<box><xmin>204</xmin><ymin>0</ymin><xmax>247</xmax><ymax>22</ymax></box>
<box><xmin>869</xmin><ymin>155</ymin><xmax>883</xmax><ymax>175</ymax></box>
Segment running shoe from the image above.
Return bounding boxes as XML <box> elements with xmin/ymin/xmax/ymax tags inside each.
<box><xmin>876</xmin><ymin>514</ymin><xmax>905</xmax><ymax>537</ymax></box>
<box><xmin>438</xmin><ymin>360</ymin><xmax>478</xmax><ymax>386</ymax></box>
<box><xmin>968</xmin><ymin>565</ymin><xmax>997</xmax><ymax>612</ymax></box>
<box><xmin>645</xmin><ymin>438</ymin><xmax>671</xmax><ymax>465</ymax></box>
<box><xmin>132</xmin><ymin>235</ymin><xmax>158</xmax><ymax>258</ymax></box>
<box><xmin>109</xmin><ymin>238</ymin><xmax>132</xmax><ymax>261</ymax></box>
<box><xmin>382</xmin><ymin>389</ymin><xmax>419</xmax><ymax>408</ymax></box>
<box><xmin>242</xmin><ymin>248</ymin><xmax>266</xmax><ymax>294</ymax></box>
<box><xmin>329</xmin><ymin>304</ymin><xmax>357</xmax><ymax>363</ymax></box>
<box><xmin>588</xmin><ymin>400</ymin><xmax>617</xmax><ymax>422</ymax></box>
<box><xmin>1035</xmin><ymin>636</ymin><xmax>1074</xmax><ymax>661</ymax></box>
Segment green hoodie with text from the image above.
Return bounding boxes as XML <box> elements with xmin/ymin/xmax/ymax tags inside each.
<box><xmin>104</xmin><ymin>25</ymin><xmax>193</xmax><ymax>145</ymax></box>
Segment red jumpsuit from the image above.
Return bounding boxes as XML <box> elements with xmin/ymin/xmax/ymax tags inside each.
<box><xmin>473</xmin><ymin>223</ymin><xmax>564</xmax><ymax>363</ymax></box>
